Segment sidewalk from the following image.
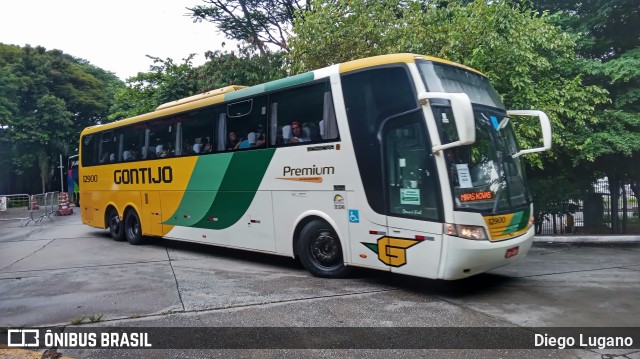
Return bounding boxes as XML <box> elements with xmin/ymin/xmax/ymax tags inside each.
<box><xmin>534</xmin><ymin>235</ymin><xmax>640</xmax><ymax>243</ymax></box>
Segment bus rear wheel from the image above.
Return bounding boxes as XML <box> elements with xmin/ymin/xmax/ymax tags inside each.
<box><xmin>108</xmin><ymin>209</ymin><xmax>125</xmax><ymax>242</ymax></box>
<box><xmin>124</xmin><ymin>210</ymin><xmax>145</xmax><ymax>245</ymax></box>
<box><xmin>298</xmin><ymin>219</ymin><xmax>351</xmax><ymax>278</ymax></box>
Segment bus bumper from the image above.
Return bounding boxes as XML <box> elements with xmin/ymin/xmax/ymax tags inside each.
<box><xmin>440</xmin><ymin>226</ymin><xmax>534</xmax><ymax>280</ymax></box>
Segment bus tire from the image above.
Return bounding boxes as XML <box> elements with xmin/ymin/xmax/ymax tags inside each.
<box><xmin>298</xmin><ymin>219</ymin><xmax>351</xmax><ymax>278</ymax></box>
<box><xmin>124</xmin><ymin>209</ymin><xmax>145</xmax><ymax>245</ymax></box>
<box><xmin>108</xmin><ymin>209</ymin><xmax>125</xmax><ymax>242</ymax></box>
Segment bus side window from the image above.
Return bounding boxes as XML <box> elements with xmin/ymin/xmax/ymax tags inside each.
<box><xmin>269</xmin><ymin>81</ymin><xmax>337</xmax><ymax>147</ymax></box>
<box><xmin>81</xmin><ymin>135</ymin><xmax>97</xmax><ymax>166</ymax></box>
<box><xmin>117</xmin><ymin>124</ymin><xmax>144</xmax><ymax>162</ymax></box>
<box><xmin>99</xmin><ymin>131</ymin><xmax>116</xmax><ymax>163</ymax></box>
<box><xmin>149</xmin><ymin>120</ymin><xmax>176</xmax><ymax>158</ymax></box>
<box><xmin>226</xmin><ymin>96</ymin><xmax>267</xmax><ymax>150</ymax></box>
<box><xmin>180</xmin><ymin>108</ymin><xmax>215</xmax><ymax>155</ymax></box>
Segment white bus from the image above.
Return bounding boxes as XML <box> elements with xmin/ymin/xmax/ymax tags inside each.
<box><xmin>79</xmin><ymin>53</ymin><xmax>551</xmax><ymax>280</ymax></box>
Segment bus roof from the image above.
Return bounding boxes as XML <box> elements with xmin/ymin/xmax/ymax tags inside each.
<box><xmin>81</xmin><ymin>53</ymin><xmax>484</xmax><ymax>136</ymax></box>
<box><xmin>338</xmin><ymin>53</ymin><xmax>484</xmax><ymax>76</ymax></box>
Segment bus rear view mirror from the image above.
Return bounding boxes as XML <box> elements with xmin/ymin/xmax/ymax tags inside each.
<box><xmin>506</xmin><ymin>110</ymin><xmax>552</xmax><ymax>158</ymax></box>
<box><xmin>418</xmin><ymin>92</ymin><xmax>475</xmax><ymax>153</ymax></box>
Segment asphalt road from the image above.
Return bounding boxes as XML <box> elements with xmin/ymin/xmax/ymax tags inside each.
<box><xmin>0</xmin><ymin>212</ymin><xmax>638</xmax><ymax>358</ymax></box>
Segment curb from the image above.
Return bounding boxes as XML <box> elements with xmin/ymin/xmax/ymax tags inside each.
<box><xmin>534</xmin><ymin>236</ymin><xmax>640</xmax><ymax>243</ymax></box>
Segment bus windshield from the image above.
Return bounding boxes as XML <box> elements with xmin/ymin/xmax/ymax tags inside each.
<box><xmin>418</xmin><ymin>60</ymin><xmax>530</xmax><ymax>213</ymax></box>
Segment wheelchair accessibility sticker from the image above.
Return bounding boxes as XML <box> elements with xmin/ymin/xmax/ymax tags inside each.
<box><xmin>349</xmin><ymin>209</ymin><xmax>359</xmax><ymax>223</ymax></box>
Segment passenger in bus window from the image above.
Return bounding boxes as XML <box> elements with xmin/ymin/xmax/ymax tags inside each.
<box><xmin>239</xmin><ymin>134</ymin><xmax>252</xmax><ymax>149</ymax></box>
<box><xmin>159</xmin><ymin>147</ymin><xmax>170</xmax><ymax>158</ymax></box>
<box><xmin>203</xmin><ymin>142</ymin><xmax>213</xmax><ymax>153</ymax></box>
<box><xmin>227</xmin><ymin>132</ymin><xmax>241</xmax><ymax>150</ymax></box>
<box><xmin>183</xmin><ymin>140</ymin><xmax>194</xmax><ymax>155</ymax></box>
<box><xmin>255</xmin><ymin>125</ymin><xmax>266</xmax><ymax>147</ymax></box>
<box><xmin>190</xmin><ymin>139</ymin><xmax>199</xmax><ymax>153</ymax></box>
<box><xmin>290</xmin><ymin>121</ymin><xmax>310</xmax><ymax>143</ymax></box>
<box><xmin>194</xmin><ymin>137</ymin><xmax>208</xmax><ymax>153</ymax></box>
<box><xmin>100</xmin><ymin>152</ymin><xmax>110</xmax><ymax>164</ymax></box>
<box><xmin>123</xmin><ymin>149</ymin><xmax>138</xmax><ymax>161</ymax></box>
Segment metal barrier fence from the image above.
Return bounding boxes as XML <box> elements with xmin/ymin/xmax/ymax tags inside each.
<box><xmin>0</xmin><ymin>194</ymin><xmax>31</xmax><ymax>227</ymax></box>
<box><xmin>0</xmin><ymin>192</ymin><xmax>60</xmax><ymax>227</ymax></box>
<box><xmin>537</xmin><ymin>179</ymin><xmax>639</xmax><ymax>235</ymax></box>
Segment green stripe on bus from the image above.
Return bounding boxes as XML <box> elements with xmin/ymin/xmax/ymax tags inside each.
<box><xmin>193</xmin><ymin>149</ymin><xmax>276</xmax><ymax>229</ymax></box>
<box><xmin>223</xmin><ymin>72</ymin><xmax>314</xmax><ymax>102</ymax></box>
<box><xmin>264</xmin><ymin>72</ymin><xmax>314</xmax><ymax>92</ymax></box>
<box><xmin>503</xmin><ymin>209</ymin><xmax>530</xmax><ymax>234</ymax></box>
<box><xmin>224</xmin><ymin>85</ymin><xmax>266</xmax><ymax>101</ymax></box>
<box><xmin>163</xmin><ymin>154</ymin><xmax>234</xmax><ymax>227</ymax></box>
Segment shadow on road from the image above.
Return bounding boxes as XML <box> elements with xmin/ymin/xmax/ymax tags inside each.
<box><xmin>107</xmin><ymin>233</ymin><xmax>520</xmax><ymax>299</ymax></box>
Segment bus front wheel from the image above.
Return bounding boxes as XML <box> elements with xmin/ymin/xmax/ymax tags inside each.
<box><xmin>124</xmin><ymin>210</ymin><xmax>145</xmax><ymax>245</ymax></box>
<box><xmin>298</xmin><ymin>219</ymin><xmax>351</xmax><ymax>278</ymax></box>
<box><xmin>108</xmin><ymin>209</ymin><xmax>125</xmax><ymax>242</ymax></box>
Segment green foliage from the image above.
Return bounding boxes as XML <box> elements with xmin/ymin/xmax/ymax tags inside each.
<box><xmin>70</xmin><ymin>317</ymin><xmax>85</xmax><ymax>325</ymax></box>
<box><xmin>108</xmin><ymin>48</ymin><xmax>288</xmax><ymax>122</ymax></box>
<box><xmin>0</xmin><ymin>43</ymin><xmax>122</xmax><ymax>193</ymax></box>
<box><xmin>108</xmin><ymin>56</ymin><xmax>196</xmax><ymax>121</ymax></box>
<box><xmin>191</xmin><ymin>46</ymin><xmax>288</xmax><ymax>91</ymax></box>
<box><xmin>530</xmin><ymin>0</ymin><xmax>640</xmax><ymax>188</ymax></box>
<box><xmin>88</xmin><ymin>313</ymin><xmax>104</xmax><ymax>323</ymax></box>
<box><xmin>288</xmin><ymin>0</ymin><xmax>400</xmax><ymax>71</ymax></box>
<box><xmin>529</xmin><ymin>0</ymin><xmax>639</xmax><ymax>59</ymax></box>
<box><xmin>528</xmin><ymin>159</ymin><xmax>594</xmax><ymax>214</ymax></box>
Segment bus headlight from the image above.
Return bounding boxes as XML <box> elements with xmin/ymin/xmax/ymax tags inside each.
<box><xmin>444</xmin><ymin>223</ymin><xmax>488</xmax><ymax>240</ymax></box>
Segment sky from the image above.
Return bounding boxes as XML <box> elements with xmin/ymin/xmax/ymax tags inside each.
<box><xmin>0</xmin><ymin>0</ymin><xmax>226</xmax><ymax>80</ymax></box>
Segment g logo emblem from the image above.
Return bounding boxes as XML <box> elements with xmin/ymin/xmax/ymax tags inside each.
<box><xmin>362</xmin><ymin>237</ymin><xmax>421</xmax><ymax>267</ymax></box>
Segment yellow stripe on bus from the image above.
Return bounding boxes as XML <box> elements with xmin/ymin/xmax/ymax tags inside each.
<box><xmin>339</xmin><ymin>53</ymin><xmax>485</xmax><ymax>76</ymax></box>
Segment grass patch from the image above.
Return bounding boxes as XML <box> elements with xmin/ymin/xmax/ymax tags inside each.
<box><xmin>88</xmin><ymin>314</ymin><xmax>103</xmax><ymax>323</ymax></box>
<box><xmin>70</xmin><ymin>316</ymin><xmax>85</xmax><ymax>325</ymax></box>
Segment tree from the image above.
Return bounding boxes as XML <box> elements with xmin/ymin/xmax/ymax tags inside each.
<box><xmin>528</xmin><ymin>0</ymin><xmax>639</xmax><ymax>60</ymax></box>
<box><xmin>191</xmin><ymin>45</ymin><xmax>288</xmax><ymax>91</ymax></box>
<box><xmin>189</xmin><ymin>0</ymin><xmax>310</xmax><ymax>53</ymax></box>
<box><xmin>0</xmin><ymin>44</ymin><xmax>122</xmax><ymax>194</ymax></box>
<box><xmin>109</xmin><ymin>56</ymin><xmax>196</xmax><ymax>121</ymax></box>
<box><xmin>530</xmin><ymin>0</ymin><xmax>640</xmax><ymax>233</ymax></box>
<box><xmin>109</xmin><ymin>47</ymin><xmax>289</xmax><ymax>121</ymax></box>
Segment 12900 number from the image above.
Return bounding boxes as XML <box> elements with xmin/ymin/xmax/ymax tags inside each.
<box><xmin>83</xmin><ymin>175</ymin><xmax>98</xmax><ymax>183</ymax></box>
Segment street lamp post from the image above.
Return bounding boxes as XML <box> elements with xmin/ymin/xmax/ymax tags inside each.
<box><xmin>58</xmin><ymin>154</ymin><xmax>64</xmax><ymax>193</ymax></box>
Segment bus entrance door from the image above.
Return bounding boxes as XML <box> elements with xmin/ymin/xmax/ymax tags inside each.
<box><xmin>381</xmin><ymin>112</ymin><xmax>442</xmax><ymax>278</ymax></box>
<box><xmin>141</xmin><ymin>191</ymin><xmax>163</xmax><ymax>236</ymax></box>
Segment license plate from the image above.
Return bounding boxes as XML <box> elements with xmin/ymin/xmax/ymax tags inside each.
<box><xmin>505</xmin><ymin>246</ymin><xmax>519</xmax><ymax>258</ymax></box>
